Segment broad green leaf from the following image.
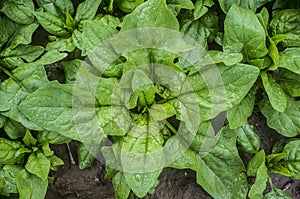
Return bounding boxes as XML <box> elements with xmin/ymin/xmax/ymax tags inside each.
<box><xmin>227</xmin><ymin>86</ymin><xmax>257</xmax><ymax>129</ymax></box>
<box><xmin>8</xmin><ymin>23</ymin><xmax>39</xmax><ymax>50</ymax></box>
<box><xmin>172</xmin><ymin>126</ymin><xmax>248</xmax><ymax>199</ymax></box>
<box><xmin>18</xmin><ymin>81</ymin><xmax>80</xmax><ymax>140</ymax></box>
<box><xmin>0</xmin><ymin>138</ymin><xmax>25</xmax><ymax>165</ymax></box>
<box><xmin>1</xmin><ymin>0</ymin><xmax>35</xmax><ymax>24</ymax></box>
<box><xmin>193</xmin><ymin>0</ymin><xmax>214</xmax><ymax>19</ymax></box>
<box><xmin>0</xmin><ymin>16</ymin><xmax>9</xmax><ymax>48</ymax></box>
<box><xmin>283</xmin><ymin>140</ymin><xmax>300</xmax><ymax>179</ymax></box>
<box><xmin>46</xmin><ymin>37</ymin><xmax>75</xmax><ymax>52</ymax></box>
<box><xmin>237</xmin><ymin>124</ymin><xmax>260</xmax><ymax>154</ymax></box>
<box><xmin>74</xmin><ymin>0</ymin><xmax>102</xmax><ymax>23</ymax></box>
<box><xmin>270</xmin><ymin>9</ymin><xmax>300</xmax><ymax>47</ymax></box>
<box><xmin>37</xmin><ymin>131</ymin><xmax>71</xmax><ymax>144</ymax></box>
<box><xmin>4</xmin><ymin>119</ymin><xmax>26</xmax><ymax>139</ymax></box>
<box><xmin>0</xmin><ymin>91</ymin><xmax>10</xmax><ymax>111</ymax></box>
<box><xmin>32</xmin><ymin>50</ymin><xmax>68</xmax><ymax>65</ymax></box>
<box><xmin>78</xmin><ymin>143</ymin><xmax>95</xmax><ymax>169</ymax></box>
<box><xmin>187</xmin><ymin>63</ymin><xmax>259</xmax><ymax>122</ymax></box>
<box><xmin>112</xmin><ymin>171</ymin><xmax>131</xmax><ymax>199</ymax></box>
<box><xmin>223</xmin><ymin>4</ymin><xmax>268</xmax><ymax>59</ymax></box>
<box><xmin>207</xmin><ymin>50</ymin><xmax>243</xmax><ymax>66</ymax></box>
<box><xmin>48</xmin><ymin>155</ymin><xmax>64</xmax><ymax>171</ymax></box>
<box><xmin>121</xmin><ymin>0</ymin><xmax>179</xmax><ymax>31</ymax></box>
<box><xmin>0</xmin><ymin>63</ymin><xmax>49</xmax><ymax>130</ymax></box>
<box><xmin>80</xmin><ymin>15</ymin><xmax>119</xmax><ymax>55</ymax></box>
<box><xmin>279</xmin><ymin>69</ymin><xmax>300</xmax><ymax>97</ymax></box>
<box><xmin>218</xmin><ymin>0</ymin><xmax>256</xmax><ymax>13</ymax></box>
<box><xmin>261</xmin><ymin>72</ymin><xmax>287</xmax><ymax>112</ymax></box>
<box><xmin>16</xmin><ymin>169</ymin><xmax>48</xmax><ymax>199</ymax></box>
<box><xmin>35</xmin><ymin>0</ymin><xmax>74</xmax><ymax>17</ymax></box>
<box><xmin>119</xmin><ymin>0</ymin><xmax>145</xmax><ymax>13</ymax></box>
<box><xmin>247</xmin><ymin>150</ymin><xmax>268</xmax><ymax>199</ymax></box>
<box><xmin>279</xmin><ymin>48</ymin><xmax>300</xmax><ymax>74</ymax></box>
<box><xmin>61</xmin><ymin>59</ymin><xmax>82</xmax><ymax>84</ymax></box>
<box><xmin>34</xmin><ymin>11</ymin><xmax>70</xmax><ymax>37</ymax></box>
<box><xmin>166</xmin><ymin>0</ymin><xmax>194</xmax><ymax>16</ymax></box>
<box><xmin>259</xmin><ymin>97</ymin><xmax>300</xmax><ymax>137</ymax></box>
<box><xmin>0</xmin><ymin>165</ymin><xmax>23</xmax><ymax>196</ymax></box>
<box><xmin>25</xmin><ymin>152</ymin><xmax>51</xmax><ymax>181</ymax></box>
<box><xmin>264</xmin><ymin>188</ymin><xmax>293</xmax><ymax>199</ymax></box>
<box><xmin>266</xmin><ymin>153</ymin><xmax>293</xmax><ymax>177</ymax></box>
<box><xmin>149</xmin><ymin>102</ymin><xmax>176</xmax><ymax>121</ymax></box>
<box><xmin>22</xmin><ymin>130</ymin><xmax>37</xmax><ymax>147</ymax></box>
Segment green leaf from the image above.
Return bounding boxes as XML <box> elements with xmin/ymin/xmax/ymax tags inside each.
<box><xmin>259</xmin><ymin>97</ymin><xmax>300</xmax><ymax>137</ymax></box>
<box><xmin>166</xmin><ymin>0</ymin><xmax>194</xmax><ymax>16</ymax></box>
<box><xmin>22</xmin><ymin>130</ymin><xmax>37</xmax><ymax>147</ymax></box>
<box><xmin>1</xmin><ymin>0</ymin><xmax>35</xmax><ymax>24</ymax></box>
<box><xmin>149</xmin><ymin>102</ymin><xmax>176</xmax><ymax>121</ymax></box>
<box><xmin>227</xmin><ymin>86</ymin><xmax>257</xmax><ymax>129</ymax></box>
<box><xmin>218</xmin><ymin>0</ymin><xmax>256</xmax><ymax>14</ymax></box>
<box><xmin>74</xmin><ymin>0</ymin><xmax>102</xmax><ymax>23</ymax></box>
<box><xmin>279</xmin><ymin>69</ymin><xmax>300</xmax><ymax>97</ymax></box>
<box><xmin>0</xmin><ymin>63</ymin><xmax>49</xmax><ymax>130</ymax></box>
<box><xmin>37</xmin><ymin>131</ymin><xmax>71</xmax><ymax>144</ymax></box>
<box><xmin>61</xmin><ymin>59</ymin><xmax>82</xmax><ymax>84</ymax></box>
<box><xmin>247</xmin><ymin>150</ymin><xmax>268</xmax><ymax>199</ymax></box>
<box><xmin>172</xmin><ymin>126</ymin><xmax>248</xmax><ymax>199</ymax></box>
<box><xmin>118</xmin><ymin>0</ymin><xmax>145</xmax><ymax>13</ymax></box>
<box><xmin>8</xmin><ymin>23</ymin><xmax>39</xmax><ymax>50</ymax></box>
<box><xmin>48</xmin><ymin>155</ymin><xmax>64</xmax><ymax>171</ymax></box>
<box><xmin>282</xmin><ymin>140</ymin><xmax>300</xmax><ymax>179</ymax></box>
<box><xmin>80</xmin><ymin>15</ymin><xmax>119</xmax><ymax>55</ymax></box>
<box><xmin>261</xmin><ymin>72</ymin><xmax>287</xmax><ymax>112</ymax></box>
<box><xmin>208</xmin><ymin>50</ymin><xmax>243</xmax><ymax>66</ymax></box>
<box><xmin>223</xmin><ymin>4</ymin><xmax>268</xmax><ymax>59</ymax></box>
<box><xmin>237</xmin><ymin>124</ymin><xmax>260</xmax><ymax>154</ymax></box>
<box><xmin>279</xmin><ymin>48</ymin><xmax>300</xmax><ymax>74</ymax></box>
<box><xmin>25</xmin><ymin>152</ymin><xmax>51</xmax><ymax>181</ymax></box>
<box><xmin>46</xmin><ymin>37</ymin><xmax>75</xmax><ymax>52</ymax></box>
<box><xmin>264</xmin><ymin>188</ymin><xmax>293</xmax><ymax>199</ymax></box>
<box><xmin>0</xmin><ymin>165</ymin><xmax>23</xmax><ymax>196</ymax></box>
<box><xmin>41</xmin><ymin>142</ymin><xmax>54</xmax><ymax>157</ymax></box>
<box><xmin>16</xmin><ymin>169</ymin><xmax>48</xmax><ymax>199</ymax></box>
<box><xmin>32</xmin><ymin>50</ymin><xmax>68</xmax><ymax>65</ymax></box>
<box><xmin>0</xmin><ymin>138</ymin><xmax>25</xmax><ymax>165</ymax></box>
<box><xmin>18</xmin><ymin>81</ymin><xmax>80</xmax><ymax>140</ymax></box>
<box><xmin>0</xmin><ymin>115</ymin><xmax>7</xmax><ymax>128</ymax></box>
<box><xmin>193</xmin><ymin>0</ymin><xmax>214</xmax><ymax>19</ymax></box>
<box><xmin>112</xmin><ymin>171</ymin><xmax>131</xmax><ymax>199</ymax></box>
<box><xmin>266</xmin><ymin>153</ymin><xmax>293</xmax><ymax>177</ymax></box>
<box><xmin>270</xmin><ymin>9</ymin><xmax>300</xmax><ymax>47</ymax></box>
<box><xmin>4</xmin><ymin>119</ymin><xmax>26</xmax><ymax>139</ymax></box>
<box><xmin>121</xmin><ymin>0</ymin><xmax>179</xmax><ymax>31</ymax></box>
<box><xmin>34</xmin><ymin>11</ymin><xmax>70</xmax><ymax>37</ymax></box>
<box><xmin>78</xmin><ymin>143</ymin><xmax>95</xmax><ymax>169</ymax></box>
<box><xmin>0</xmin><ymin>16</ymin><xmax>9</xmax><ymax>48</ymax></box>
<box><xmin>35</xmin><ymin>0</ymin><xmax>74</xmax><ymax>17</ymax></box>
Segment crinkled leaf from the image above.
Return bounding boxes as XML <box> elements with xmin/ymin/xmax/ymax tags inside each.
<box><xmin>0</xmin><ymin>138</ymin><xmax>25</xmax><ymax>165</ymax></box>
<box><xmin>237</xmin><ymin>124</ymin><xmax>260</xmax><ymax>154</ymax></box>
<box><xmin>223</xmin><ymin>4</ymin><xmax>268</xmax><ymax>59</ymax></box>
<box><xmin>283</xmin><ymin>140</ymin><xmax>300</xmax><ymax>179</ymax></box>
<box><xmin>34</xmin><ymin>11</ymin><xmax>70</xmax><ymax>37</ymax></box>
<box><xmin>227</xmin><ymin>86</ymin><xmax>257</xmax><ymax>129</ymax></box>
<box><xmin>78</xmin><ymin>143</ymin><xmax>95</xmax><ymax>169</ymax></box>
<box><xmin>25</xmin><ymin>152</ymin><xmax>51</xmax><ymax>181</ymax></box>
<box><xmin>18</xmin><ymin>81</ymin><xmax>80</xmax><ymax>140</ymax></box>
<box><xmin>1</xmin><ymin>0</ymin><xmax>35</xmax><ymax>24</ymax></box>
<box><xmin>264</xmin><ymin>188</ymin><xmax>293</xmax><ymax>199</ymax></box>
<box><xmin>279</xmin><ymin>69</ymin><xmax>300</xmax><ymax>97</ymax></box>
<box><xmin>279</xmin><ymin>48</ymin><xmax>300</xmax><ymax>74</ymax></box>
<box><xmin>35</xmin><ymin>0</ymin><xmax>74</xmax><ymax>17</ymax></box>
<box><xmin>259</xmin><ymin>97</ymin><xmax>300</xmax><ymax>137</ymax></box>
<box><xmin>261</xmin><ymin>72</ymin><xmax>287</xmax><ymax>112</ymax></box>
<box><xmin>16</xmin><ymin>169</ymin><xmax>48</xmax><ymax>199</ymax></box>
<box><xmin>218</xmin><ymin>0</ymin><xmax>256</xmax><ymax>13</ymax></box>
<box><xmin>22</xmin><ymin>130</ymin><xmax>37</xmax><ymax>147</ymax></box>
<box><xmin>270</xmin><ymin>9</ymin><xmax>300</xmax><ymax>47</ymax></box>
<box><xmin>121</xmin><ymin>0</ymin><xmax>179</xmax><ymax>31</ymax></box>
<box><xmin>0</xmin><ymin>165</ymin><xmax>23</xmax><ymax>196</ymax></box>
<box><xmin>193</xmin><ymin>0</ymin><xmax>214</xmax><ymax>19</ymax></box>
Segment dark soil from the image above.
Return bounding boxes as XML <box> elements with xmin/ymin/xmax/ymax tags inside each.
<box><xmin>44</xmin><ymin>110</ymin><xmax>300</xmax><ymax>199</ymax></box>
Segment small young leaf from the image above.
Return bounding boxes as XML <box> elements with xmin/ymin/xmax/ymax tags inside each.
<box><xmin>48</xmin><ymin>155</ymin><xmax>64</xmax><ymax>171</ymax></box>
<box><xmin>4</xmin><ymin>119</ymin><xmax>26</xmax><ymax>139</ymax></box>
<box><xmin>74</xmin><ymin>0</ymin><xmax>102</xmax><ymax>23</ymax></box>
<box><xmin>112</xmin><ymin>171</ymin><xmax>131</xmax><ymax>199</ymax></box>
<box><xmin>237</xmin><ymin>124</ymin><xmax>260</xmax><ymax>154</ymax></box>
<box><xmin>264</xmin><ymin>188</ymin><xmax>293</xmax><ymax>199</ymax></box>
<box><xmin>22</xmin><ymin>130</ymin><xmax>37</xmax><ymax>147</ymax></box>
<box><xmin>78</xmin><ymin>143</ymin><xmax>95</xmax><ymax>169</ymax></box>
<box><xmin>282</xmin><ymin>140</ymin><xmax>300</xmax><ymax>179</ymax></box>
<box><xmin>25</xmin><ymin>152</ymin><xmax>51</xmax><ymax>181</ymax></box>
